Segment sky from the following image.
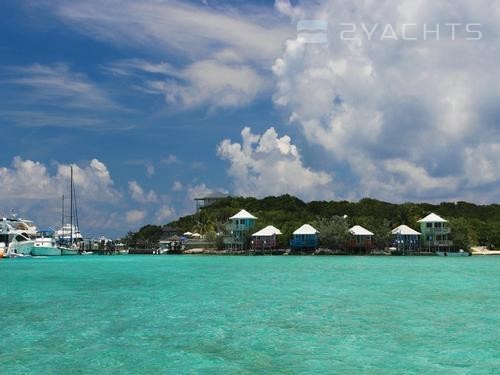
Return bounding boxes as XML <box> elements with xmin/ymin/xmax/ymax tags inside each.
<box><xmin>1</xmin><ymin>0</ymin><xmax>499</xmax><ymax>238</ymax></box>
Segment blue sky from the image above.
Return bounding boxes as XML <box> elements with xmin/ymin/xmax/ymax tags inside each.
<box><xmin>1</xmin><ymin>0</ymin><xmax>500</xmax><ymax>237</ymax></box>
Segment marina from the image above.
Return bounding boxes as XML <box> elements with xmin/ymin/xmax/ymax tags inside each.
<box><xmin>0</xmin><ymin>217</ymin><xmax>116</xmax><ymax>259</ymax></box>
<box><xmin>0</xmin><ymin>166</ymin><xmax>104</xmax><ymax>258</ymax></box>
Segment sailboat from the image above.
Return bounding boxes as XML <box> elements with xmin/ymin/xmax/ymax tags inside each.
<box><xmin>57</xmin><ymin>166</ymin><xmax>82</xmax><ymax>255</ymax></box>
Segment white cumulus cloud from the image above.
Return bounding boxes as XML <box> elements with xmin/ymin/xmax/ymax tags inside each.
<box><xmin>217</xmin><ymin>127</ymin><xmax>333</xmax><ymax>200</ymax></box>
<box><xmin>155</xmin><ymin>205</ymin><xmax>175</xmax><ymax>222</ymax></box>
<box><xmin>172</xmin><ymin>181</ymin><xmax>183</xmax><ymax>192</ymax></box>
<box><xmin>0</xmin><ymin>156</ymin><xmax>119</xmax><ymax>201</ymax></box>
<box><xmin>128</xmin><ymin>181</ymin><xmax>158</xmax><ymax>203</ymax></box>
<box><xmin>126</xmin><ymin>209</ymin><xmax>147</xmax><ymax>223</ymax></box>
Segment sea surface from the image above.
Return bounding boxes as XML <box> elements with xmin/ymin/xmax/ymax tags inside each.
<box><xmin>1</xmin><ymin>255</ymin><xmax>499</xmax><ymax>374</ymax></box>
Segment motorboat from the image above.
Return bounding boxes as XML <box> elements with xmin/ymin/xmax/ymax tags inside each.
<box><xmin>31</xmin><ymin>230</ymin><xmax>62</xmax><ymax>256</ymax></box>
<box><xmin>0</xmin><ymin>217</ymin><xmax>35</xmax><ymax>256</ymax></box>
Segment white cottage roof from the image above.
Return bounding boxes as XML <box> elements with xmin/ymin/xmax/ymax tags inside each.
<box><xmin>252</xmin><ymin>225</ymin><xmax>282</xmax><ymax>237</ymax></box>
<box><xmin>391</xmin><ymin>225</ymin><xmax>421</xmax><ymax>236</ymax></box>
<box><xmin>418</xmin><ymin>213</ymin><xmax>447</xmax><ymax>223</ymax></box>
<box><xmin>349</xmin><ymin>225</ymin><xmax>374</xmax><ymax>236</ymax></box>
<box><xmin>229</xmin><ymin>209</ymin><xmax>257</xmax><ymax>220</ymax></box>
<box><xmin>293</xmin><ymin>224</ymin><xmax>319</xmax><ymax>235</ymax></box>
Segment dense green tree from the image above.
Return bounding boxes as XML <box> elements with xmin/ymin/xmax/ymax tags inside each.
<box><xmin>312</xmin><ymin>216</ymin><xmax>350</xmax><ymax>248</ymax></box>
<box><xmin>449</xmin><ymin>217</ymin><xmax>479</xmax><ymax>250</ymax></box>
<box><xmin>204</xmin><ymin>230</ymin><xmax>217</xmax><ymax>243</ymax></box>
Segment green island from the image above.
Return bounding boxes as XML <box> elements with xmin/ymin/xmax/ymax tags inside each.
<box><xmin>123</xmin><ymin>195</ymin><xmax>500</xmax><ymax>254</ymax></box>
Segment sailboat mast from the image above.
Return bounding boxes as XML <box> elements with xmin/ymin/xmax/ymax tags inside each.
<box><xmin>62</xmin><ymin>194</ymin><xmax>65</xmax><ymax>241</ymax></box>
<box><xmin>70</xmin><ymin>166</ymin><xmax>73</xmax><ymax>246</ymax></box>
<box><xmin>74</xmin><ymin>187</ymin><xmax>79</xmax><ymax>231</ymax></box>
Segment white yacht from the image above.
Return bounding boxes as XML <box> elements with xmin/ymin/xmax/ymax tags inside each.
<box><xmin>0</xmin><ymin>217</ymin><xmax>36</xmax><ymax>256</ymax></box>
<box><xmin>31</xmin><ymin>230</ymin><xmax>61</xmax><ymax>256</ymax></box>
<box><xmin>18</xmin><ymin>218</ymin><xmax>38</xmax><ymax>238</ymax></box>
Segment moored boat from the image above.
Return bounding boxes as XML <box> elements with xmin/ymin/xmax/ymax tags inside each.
<box><xmin>7</xmin><ymin>239</ymin><xmax>34</xmax><ymax>256</ymax></box>
<box><xmin>56</xmin><ymin>166</ymin><xmax>84</xmax><ymax>255</ymax></box>
<box><xmin>436</xmin><ymin>249</ymin><xmax>471</xmax><ymax>257</ymax></box>
<box><xmin>31</xmin><ymin>246</ymin><xmax>61</xmax><ymax>256</ymax></box>
<box><xmin>1</xmin><ymin>218</ymin><xmax>35</xmax><ymax>256</ymax></box>
<box><xmin>31</xmin><ymin>230</ymin><xmax>62</xmax><ymax>256</ymax></box>
<box><xmin>60</xmin><ymin>247</ymin><xmax>79</xmax><ymax>255</ymax></box>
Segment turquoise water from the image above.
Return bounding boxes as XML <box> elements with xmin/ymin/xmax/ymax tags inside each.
<box><xmin>1</xmin><ymin>256</ymin><xmax>499</xmax><ymax>374</ymax></box>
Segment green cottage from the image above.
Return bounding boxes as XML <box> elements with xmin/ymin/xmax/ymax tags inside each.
<box><xmin>223</xmin><ymin>209</ymin><xmax>257</xmax><ymax>251</ymax></box>
<box><xmin>418</xmin><ymin>213</ymin><xmax>453</xmax><ymax>251</ymax></box>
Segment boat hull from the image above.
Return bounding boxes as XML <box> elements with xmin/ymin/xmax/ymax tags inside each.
<box><xmin>61</xmin><ymin>248</ymin><xmax>79</xmax><ymax>255</ymax></box>
<box><xmin>31</xmin><ymin>246</ymin><xmax>62</xmax><ymax>256</ymax></box>
<box><xmin>436</xmin><ymin>251</ymin><xmax>471</xmax><ymax>257</ymax></box>
<box><xmin>9</xmin><ymin>242</ymin><xmax>35</xmax><ymax>256</ymax></box>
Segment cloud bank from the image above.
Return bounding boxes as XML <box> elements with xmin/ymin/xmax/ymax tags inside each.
<box><xmin>272</xmin><ymin>0</ymin><xmax>500</xmax><ymax>202</ymax></box>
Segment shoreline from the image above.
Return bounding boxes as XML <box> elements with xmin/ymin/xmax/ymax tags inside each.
<box><xmin>126</xmin><ymin>248</ymin><xmax>476</xmax><ymax>256</ymax></box>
